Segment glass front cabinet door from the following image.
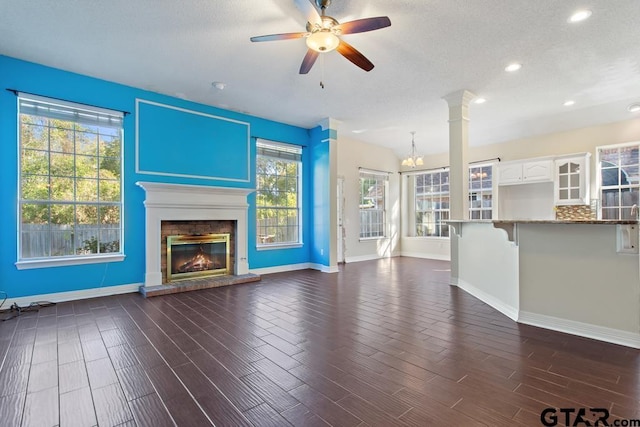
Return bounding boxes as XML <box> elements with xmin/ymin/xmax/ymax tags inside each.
<box><xmin>554</xmin><ymin>154</ymin><xmax>590</xmax><ymax>205</ymax></box>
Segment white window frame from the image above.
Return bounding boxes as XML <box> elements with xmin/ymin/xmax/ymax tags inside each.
<box><xmin>16</xmin><ymin>94</ymin><xmax>125</xmax><ymax>269</ymax></box>
<box><xmin>359</xmin><ymin>170</ymin><xmax>388</xmax><ymax>240</ymax></box>
<box><xmin>256</xmin><ymin>139</ymin><xmax>303</xmax><ymax>249</ymax></box>
<box><xmin>414</xmin><ymin>168</ymin><xmax>450</xmax><ymax>238</ymax></box>
<box><xmin>596</xmin><ymin>141</ymin><xmax>640</xmax><ymax>220</ymax></box>
<box><xmin>469</xmin><ymin>163</ymin><xmax>494</xmax><ymax>220</ymax></box>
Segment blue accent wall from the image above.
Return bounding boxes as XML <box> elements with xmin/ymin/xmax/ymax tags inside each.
<box><xmin>136</xmin><ymin>100</ymin><xmax>251</xmax><ymax>182</ymax></box>
<box><xmin>0</xmin><ymin>55</ymin><xmax>316</xmax><ymax>299</ymax></box>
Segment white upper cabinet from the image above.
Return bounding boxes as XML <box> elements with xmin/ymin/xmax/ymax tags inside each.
<box><xmin>523</xmin><ymin>160</ymin><xmax>554</xmax><ymax>183</ymax></box>
<box><xmin>554</xmin><ymin>153</ymin><xmax>590</xmax><ymax>205</ymax></box>
<box><xmin>498</xmin><ymin>163</ymin><xmax>523</xmax><ymax>184</ymax></box>
<box><xmin>498</xmin><ymin>159</ymin><xmax>553</xmax><ymax>185</ymax></box>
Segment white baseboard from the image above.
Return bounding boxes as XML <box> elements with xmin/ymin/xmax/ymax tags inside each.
<box><xmin>400</xmin><ymin>251</ymin><xmax>451</xmax><ymax>261</ymax></box>
<box><xmin>456</xmin><ymin>279</ymin><xmax>519</xmax><ymax>321</ymax></box>
<box><xmin>250</xmin><ymin>262</ymin><xmax>338</xmax><ymax>275</ymax></box>
<box><xmin>309</xmin><ymin>263</ymin><xmax>339</xmax><ymax>273</ymax></box>
<box><xmin>345</xmin><ymin>253</ymin><xmax>390</xmax><ymax>263</ymax></box>
<box><xmin>250</xmin><ymin>263</ymin><xmax>312</xmax><ymax>275</ymax></box>
<box><xmin>2</xmin><ymin>283</ymin><xmax>141</xmax><ymax>309</ymax></box>
<box><xmin>518</xmin><ymin>311</ymin><xmax>640</xmax><ymax>349</ymax></box>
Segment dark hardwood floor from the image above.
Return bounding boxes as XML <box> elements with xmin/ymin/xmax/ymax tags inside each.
<box><xmin>1</xmin><ymin>257</ymin><xmax>639</xmax><ymax>426</ymax></box>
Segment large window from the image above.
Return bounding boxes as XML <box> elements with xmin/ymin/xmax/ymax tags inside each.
<box><xmin>469</xmin><ymin>164</ymin><xmax>493</xmax><ymax>219</ymax></box>
<box><xmin>598</xmin><ymin>143</ymin><xmax>640</xmax><ymax>219</ymax></box>
<box><xmin>415</xmin><ymin>169</ymin><xmax>450</xmax><ymax>237</ymax></box>
<box><xmin>18</xmin><ymin>95</ymin><xmax>123</xmax><ymax>261</ymax></box>
<box><xmin>359</xmin><ymin>171</ymin><xmax>387</xmax><ymax>239</ymax></box>
<box><xmin>256</xmin><ymin>139</ymin><xmax>302</xmax><ymax>245</ymax></box>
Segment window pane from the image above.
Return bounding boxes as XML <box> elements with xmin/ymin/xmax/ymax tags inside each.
<box><xmin>21</xmin><ymin>175</ymin><xmax>50</xmax><ymax>200</ymax></box>
<box><xmin>620</xmin><ymin>148</ymin><xmax>639</xmax><ymax>167</ymax></box>
<box><xmin>99</xmin><ymin>205</ymin><xmax>121</xmax><ymax>225</ymax></box>
<box><xmin>21</xmin><ymin>122</ymin><xmax>49</xmax><ymax>150</ymax></box>
<box><xmin>50</xmin><ymin>152</ymin><xmax>75</xmax><ymax>177</ymax></box>
<box><xmin>76</xmin><ymin>155</ymin><xmax>98</xmax><ymax>178</ymax></box>
<box><xmin>50</xmin><ymin>177</ymin><xmax>74</xmax><ymax>201</ymax></box>
<box><xmin>99</xmin><ymin>132</ymin><xmax>122</xmax><ymax>157</ymax></box>
<box><xmin>99</xmin><ymin>157</ymin><xmax>120</xmax><ymax>179</ymax></box>
<box><xmin>77</xmin><ymin>131</ymin><xmax>98</xmax><ymax>156</ymax></box>
<box><xmin>76</xmin><ymin>179</ymin><xmax>98</xmax><ymax>202</ymax></box>
<box><xmin>77</xmin><ymin>205</ymin><xmax>98</xmax><ymax>225</ymax></box>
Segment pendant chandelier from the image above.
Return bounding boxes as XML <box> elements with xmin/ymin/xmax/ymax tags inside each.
<box><xmin>401</xmin><ymin>131</ymin><xmax>423</xmax><ymax>168</ymax></box>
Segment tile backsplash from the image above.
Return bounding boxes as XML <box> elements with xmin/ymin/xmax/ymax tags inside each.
<box><xmin>555</xmin><ymin>204</ymin><xmax>595</xmax><ymax>220</ymax></box>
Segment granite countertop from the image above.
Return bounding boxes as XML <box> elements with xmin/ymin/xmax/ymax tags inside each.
<box><xmin>446</xmin><ymin>219</ymin><xmax>638</xmax><ymax>225</ymax></box>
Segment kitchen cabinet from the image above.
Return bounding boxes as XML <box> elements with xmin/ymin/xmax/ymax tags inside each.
<box><xmin>498</xmin><ymin>159</ymin><xmax>553</xmax><ymax>185</ymax></box>
<box><xmin>554</xmin><ymin>153</ymin><xmax>590</xmax><ymax>205</ymax></box>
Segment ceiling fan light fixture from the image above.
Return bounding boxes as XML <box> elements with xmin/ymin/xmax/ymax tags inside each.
<box><xmin>306</xmin><ymin>30</ymin><xmax>339</xmax><ymax>52</ymax></box>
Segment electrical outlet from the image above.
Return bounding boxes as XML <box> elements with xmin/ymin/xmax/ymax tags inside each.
<box><xmin>320</xmin><ymin>249</ymin><xmax>324</xmax><ymax>256</ymax></box>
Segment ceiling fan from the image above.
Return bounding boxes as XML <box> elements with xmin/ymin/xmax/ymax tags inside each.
<box><xmin>250</xmin><ymin>0</ymin><xmax>391</xmax><ymax>74</ymax></box>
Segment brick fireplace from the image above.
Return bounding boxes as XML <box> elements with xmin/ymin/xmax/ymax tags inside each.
<box><xmin>136</xmin><ymin>182</ymin><xmax>255</xmax><ymax>292</ymax></box>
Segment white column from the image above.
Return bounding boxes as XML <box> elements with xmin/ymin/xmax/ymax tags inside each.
<box><xmin>443</xmin><ymin>90</ymin><xmax>475</xmax><ymax>219</ymax></box>
<box><xmin>442</xmin><ymin>90</ymin><xmax>475</xmax><ymax>283</ymax></box>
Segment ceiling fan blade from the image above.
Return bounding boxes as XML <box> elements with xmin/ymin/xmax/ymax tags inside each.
<box><xmin>299</xmin><ymin>49</ymin><xmax>320</xmax><ymax>74</ymax></box>
<box><xmin>336</xmin><ymin>16</ymin><xmax>391</xmax><ymax>35</ymax></box>
<box><xmin>293</xmin><ymin>0</ymin><xmax>321</xmax><ymax>25</ymax></box>
<box><xmin>337</xmin><ymin>40</ymin><xmax>374</xmax><ymax>72</ymax></box>
<box><xmin>250</xmin><ymin>32</ymin><xmax>308</xmax><ymax>42</ymax></box>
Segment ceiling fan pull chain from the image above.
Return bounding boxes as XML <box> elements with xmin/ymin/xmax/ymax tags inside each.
<box><xmin>320</xmin><ymin>54</ymin><xmax>325</xmax><ymax>89</ymax></box>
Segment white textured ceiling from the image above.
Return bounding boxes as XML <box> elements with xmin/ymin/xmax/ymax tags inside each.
<box><xmin>1</xmin><ymin>0</ymin><xmax>639</xmax><ymax>156</ymax></box>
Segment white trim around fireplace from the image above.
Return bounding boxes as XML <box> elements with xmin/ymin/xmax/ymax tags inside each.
<box><xmin>136</xmin><ymin>182</ymin><xmax>254</xmax><ymax>288</ymax></box>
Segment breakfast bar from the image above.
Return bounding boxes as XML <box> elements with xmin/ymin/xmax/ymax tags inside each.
<box><xmin>447</xmin><ymin>219</ymin><xmax>640</xmax><ymax>348</ymax></box>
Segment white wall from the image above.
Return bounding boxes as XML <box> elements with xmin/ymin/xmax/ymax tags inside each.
<box><xmin>337</xmin><ymin>136</ymin><xmax>400</xmax><ymax>262</ymax></box>
<box><xmin>456</xmin><ymin>222</ymin><xmax>519</xmax><ymax>320</ymax></box>
<box><xmin>518</xmin><ymin>223</ymin><xmax>640</xmax><ymax>333</ymax></box>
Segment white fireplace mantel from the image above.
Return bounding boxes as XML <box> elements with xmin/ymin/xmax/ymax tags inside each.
<box><xmin>136</xmin><ymin>181</ymin><xmax>254</xmax><ymax>287</ymax></box>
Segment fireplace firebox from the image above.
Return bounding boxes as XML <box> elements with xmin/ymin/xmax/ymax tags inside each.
<box><xmin>166</xmin><ymin>233</ymin><xmax>230</xmax><ymax>282</ymax></box>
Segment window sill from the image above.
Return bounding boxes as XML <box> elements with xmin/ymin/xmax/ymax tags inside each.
<box><xmin>403</xmin><ymin>236</ymin><xmax>450</xmax><ymax>240</ymax></box>
<box><xmin>16</xmin><ymin>254</ymin><xmax>126</xmax><ymax>270</ymax></box>
<box><xmin>256</xmin><ymin>243</ymin><xmax>303</xmax><ymax>251</ymax></box>
<box><xmin>359</xmin><ymin>236</ymin><xmax>387</xmax><ymax>242</ymax></box>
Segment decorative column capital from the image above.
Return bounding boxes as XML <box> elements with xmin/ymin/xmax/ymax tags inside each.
<box><xmin>442</xmin><ymin>90</ymin><xmax>476</xmax><ymax>123</ymax></box>
<box><xmin>442</xmin><ymin>89</ymin><xmax>477</xmax><ymax>108</ymax></box>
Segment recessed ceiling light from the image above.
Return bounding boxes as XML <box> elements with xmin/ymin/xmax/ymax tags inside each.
<box><xmin>505</xmin><ymin>63</ymin><xmax>522</xmax><ymax>72</ymax></box>
<box><xmin>568</xmin><ymin>10</ymin><xmax>592</xmax><ymax>23</ymax></box>
<box><xmin>352</xmin><ymin>129</ymin><xmax>367</xmax><ymax>134</ymax></box>
<box><xmin>212</xmin><ymin>81</ymin><xmax>226</xmax><ymax>90</ymax></box>
<box><xmin>628</xmin><ymin>103</ymin><xmax>640</xmax><ymax>113</ymax></box>
<box><xmin>473</xmin><ymin>97</ymin><xmax>487</xmax><ymax>104</ymax></box>
<box><xmin>563</xmin><ymin>100</ymin><xmax>575</xmax><ymax>106</ymax></box>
